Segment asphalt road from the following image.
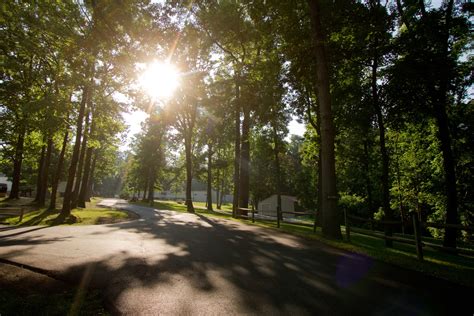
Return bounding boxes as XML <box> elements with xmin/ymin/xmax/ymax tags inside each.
<box><xmin>0</xmin><ymin>199</ymin><xmax>472</xmax><ymax>315</ymax></box>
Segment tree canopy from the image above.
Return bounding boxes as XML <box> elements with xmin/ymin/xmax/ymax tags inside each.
<box><xmin>1</xmin><ymin>0</ymin><xmax>472</xmax><ymax>246</ymax></box>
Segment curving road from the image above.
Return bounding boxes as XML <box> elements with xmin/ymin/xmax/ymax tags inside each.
<box><xmin>0</xmin><ymin>199</ymin><xmax>472</xmax><ymax>315</ymax></box>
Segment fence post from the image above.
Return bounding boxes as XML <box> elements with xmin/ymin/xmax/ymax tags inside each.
<box><xmin>277</xmin><ymin>206</ymin><xmax>281</xmax><ymax>228</ymax></box>
<box><xmin>344</xmin><ymin>208</ymin><xmax>351</xmax><ymax>242</ymax></box>
<box><xmin>313</xmin><ymin>213</ymin><xmax>317</xmax><ymax>233</ymax></box>
<box><xmin>411</xmin><ymin>212</ymin><xmax>423</xmax><ymax>261</ymax></box>
<box><xmin>19</xmin><ymin>207</ymin><xmax>24</xmax><ymax>223</ymax></box>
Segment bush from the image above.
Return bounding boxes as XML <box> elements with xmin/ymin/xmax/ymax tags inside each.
<box><xmin>119</xmin><ymin>192</ymin><xmax>130</xmax><ymax>200</ymax></box>
<box><xmin>338</xmin><ymin>193</ymin><xmax>365</xmax><ymax>216</ymax></box>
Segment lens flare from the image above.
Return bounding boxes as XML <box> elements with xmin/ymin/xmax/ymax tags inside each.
<box><xmin>139</xmin><ymin>61</ymin><xmax>180</xmax><ymax>99</ymax></box>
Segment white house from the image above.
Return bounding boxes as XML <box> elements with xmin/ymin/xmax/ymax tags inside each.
<box><xmin>0</xmin><ymin>174</ymin><xmax>12</xmax><ymax>192</ymax></box>
<box><xmin>258</xmin><ymin>195</ymin><xmax>301</xmax><ymax>218</ymax></box>
<box><xmin>153</xmin><ymin>179</ymin><xmax>233</xmax><ymax>203</ymax></box>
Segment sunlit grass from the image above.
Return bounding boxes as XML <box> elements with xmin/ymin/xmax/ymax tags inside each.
<box><xmin>133</xmin><ymin>199</ymin><xmax>234</xmax><ymax>214</ymax></box>
<box><xmin>191</xmin><ymin>201</ymin><xmax>233</xmax><ymax>212</ymax></box>
<box><xmin>246</xmin><ymin>220</ymin><xmax>474</xmax><ymax>287</ymax></box>
<box><xmin>1</xmin><ymin>198</ymin><xmax>134</xmax><ymax>226</ymax></box>
<box><xmin>133</xmin><ymin>200</ymin><xmax>188</xmax><ymax>212</ymax></box>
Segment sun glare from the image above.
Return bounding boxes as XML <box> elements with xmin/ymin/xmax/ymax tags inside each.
<box><xmin>139</xmin><ymin>61</ymin><xmax>180</xmax><ymax>100</ymax></box>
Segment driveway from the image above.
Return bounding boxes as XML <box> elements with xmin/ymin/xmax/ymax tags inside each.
<box><xmin>0</xmin><ymin>199</ymin><xmax>472</xmax><ymax>315</ymax></box>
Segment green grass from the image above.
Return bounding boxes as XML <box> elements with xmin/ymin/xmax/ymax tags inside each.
<box><xmin>1</xmin><ymin>198</ymin><xmax>134</xmax><ymax>226</ymax></box>
<box><xmin>133</xmin><ymin>200</ymin><xmax>188</xmax><ymax>212</ymax></box>
<box><xmin>134</xmin><ymin>199</ymin><xmax>234</xmax><ymax>214</ymax></box>
<box><xmin>133</xmin><ymin>199</ymin><xmax>474</xmax><ymax>287</ymax></box>
<box><xmin>242</xmin><ymin>220</ymin><xmax>474</xmax><ymax>288</ymax></box>
<box><xmin>192</xmin><ymin>201</ymin><xmax>233</xmax><ymax>211</ymax></box>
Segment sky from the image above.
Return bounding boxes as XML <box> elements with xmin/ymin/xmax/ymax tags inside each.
<box><xmin>121</xmin><ymin>110</ymin><xmax>306</xmax><ymax>150</ymax></box>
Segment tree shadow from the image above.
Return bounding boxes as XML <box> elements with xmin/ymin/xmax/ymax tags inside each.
<box><xmin>19</xmin><ymin>209</ymin><xmax>57</xmax><ymax>226</ymax></box>
<box><xmin>0</xmin><ymin>226</ymin><xmax>51</xmax><ymax>239</ymax></box>
<box><xmin>0</xmin><ymin>232</ymin><xmax>72</xmax><ymax>248</ymax></box>
<box><xmin>53</xmin><ymin>210</ymin><xmax>473</xmax><ymax>315</ymax></box>
<box><xmin>51</xmin><ymin>213</ymin><xmax>77</xmax><ymax>226</ymax></box>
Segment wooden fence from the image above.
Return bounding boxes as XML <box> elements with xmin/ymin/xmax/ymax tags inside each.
<box><xmin>235</xmin><ymin>207</ymin><xmax>473</xmax><ymax>261</ymax></box>
<box><xmin>236</xmin><ymin>207</ymin><xmax>316</xmax><ymax>229</ymax></box>
<box><xmin>344</xmin><ymin>209</ymin><xmax>474</xmax><ymax>261</ymax></box>
<box><xmin>0</xmin><ymin>207</ymin><xmax>25</xmax><ymax>223</ymax></box>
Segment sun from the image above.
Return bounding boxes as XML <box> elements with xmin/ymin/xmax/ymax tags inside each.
<box><xmin>138</xmin><ymin>61</ymin><xmax>180</xmax><ymax>100</ymax></box>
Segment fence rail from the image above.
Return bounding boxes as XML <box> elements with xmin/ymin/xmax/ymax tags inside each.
<box><xmin>234</xmin><ymin>207</ymin><xmax>473</xmax><ymax>260</ymax></box>
<box><xmin>344</xmin><ymin>210</ymin><xmax>474</xmax><ymax>261</ymax></box>
<box><xmin>348</xmin><ymin>214</ymin><xmax>401</xmax><ymax>226</ymax></box>
<box><xmin>236</xmin><ymin>207</ymin><xmax>315</xmax><ymax>228</ymax></box>
<box><xmin>421</xmin><ymin>222</ymin><xmax>474</xmax><ymax>232</ymax></box>
<box><xmin>0</xmin><ymin>207</ymin><xmax>24</xmax><ymax>223</ymax></box>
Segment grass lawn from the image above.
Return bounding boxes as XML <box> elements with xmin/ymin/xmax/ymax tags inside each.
<box><xmin>1</xmin><ymin>198</ymin><xmax>136</xmax><ymax>226</ymax></box>
<box><xmin>133</xmin><ymin>199</ymin><xmax>474</xmax><ymax>287</ymax></box>
<box><xmin>192</xmin><ymin>201</ymin><xmax>233</xmax><ymax>212</ymax></box>
<box><xmin>255</xmin><ymin>220</ymin><xmax>474</xmax><ymax>288</ymax></box>
<box><xmin>134</xmin><ymin>199</ymin><xmax>234</xmax><ymax>214</ymax></box>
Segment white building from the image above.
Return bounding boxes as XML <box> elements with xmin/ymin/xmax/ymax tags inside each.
<box><xmin>153</xmin><ymin>179</ymin><xmax>233</xmax><ymax>203</ymax></box>
<box><xmin>258</xmin><ymin>195</ymin><xmax>301</xmax><ymax>218</ymax></box>
<box><xmin>0</xmin><ymin>174</ymin><xmax>12</xmax><ymax>192</ymax></box>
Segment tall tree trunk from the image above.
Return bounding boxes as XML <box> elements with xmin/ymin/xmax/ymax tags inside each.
<box><xmin>238</xmin><ymin>106</ymin><xmax>250</xmax><ymax>208</ymax></box>
<box><xmin>306</xmin><ymin>97</ymin><xmax>322</xmax><ymax>227</ymax></box>
<box><xmin>142</xmin><ymin>176</ymin><xmax>148</xmax><ymax>201</ymax></box>
<box><xmin>216</xmin><ymin>168</ymin><xmax>221</xmax><ymax>209</ymax></box>
<box><xmin>232</xmin><ymin>80</ymin><xmax>241</xmax><ymax>217</ymax></box>
<box><xmin>61</xmin><ymin>86</ymin><xmax>90</xmax><ymax>217</ymax></box>
<box><xmin>363</xmin><ymin>139</ymin><xmax>374</xmax><ymax>217</ymax></box>
<box><xmin>49</xmin><ymin>130</ymin><xmax>69</xmax><ymax>210</ymax></box>
<box><xmin>71</xmin><ymin>110</ymin><xmax>90</xmax><ymax>209</ymax></box>
<box><xmin>437</xmin><ymin>101</ymin><xmax>458</xmax><ymax>248</ymax></box>
<box><xmin>85</xmin><ymin>150</ymin><xmax>98</xmax><ymax>202</ymax></box>
<box><xmin>184</xmin><ymin>133</ymin><xmax>194</xmax><ymax>213</ymax></box>
<box><xmin>438</xmin><ymin>0</ymin><xmax>458</xmax><ymax>249</ymax></box>
<box><xmin>272</xmin><ymin>123</ymin><xmax>282</xmax><ymax>220</ymax></box>
<box><xmin>207</xmin><ymin>142</ymin><xmax>213</xmax><ymax>211</ymax></box>
<box><xmin>77</xmin><ymin>145</ymin><xmax>93</xmax><ymax>208</ymax></box>
<box><xmin>34</xmin><ymin>141</ymin><xmax>46</xmax><ymax>202</ymax></box>
<box><xmin>147</xmin><ymin>167</ymin><xmax>155</xmax><ymax>206</ymax></box>
<box><xmin>370</xmin><ymin>0</ymin><xmax>392</xmax><ymax>247</ymax></box>
<box><xmin>317</xmin><ymin>149</ymin><xmax>323</xmax><ymax>225</ymax></box>
<box><xmin>308</xmin><ymin>0</ymin><xmax>341</xmax><ymax>239</ymax></box>
<box><xmin>9</xmin><ymin>125</ymin><xmax>26</xmax><ymax>199</ymax></box>
<box><xmin>38</xmin><ymin>136</ymin><xmax>53</xmax><ymax>207</ymax></box>
<box><xmin>220</xmin><ymin>176</ymin><xmax>225</xmax><ymax>209</ymax></box>
<box><xmin>394</xmin><ymin>132</ymin><xmax>405</xmax><ymax>233</ymax></box>
<box><xmin>372</xmin><ymin>61</ymin><xmax>392</xmax><ymax>246</ymax></box>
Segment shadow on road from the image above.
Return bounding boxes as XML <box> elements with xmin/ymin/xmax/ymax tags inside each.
<box><xmin>0</xmin><ymin>200</ymin><xmax>472</xmax><ymax>315</ymax></box>
<box><xmin>32</xmin><ymin>209</ymin><xmax>470</xmax><ymax>315</ymax></box>
<box><xmin>0</xmin><ymin>226</ymin><xmax>51</xmax><ymax>239</ymax></box>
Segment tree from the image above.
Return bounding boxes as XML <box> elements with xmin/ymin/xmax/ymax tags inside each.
<box><xmin>307</xmin><ymin>0</ymin><xmax>341</xmax><ymax>239</ymax></box>
<box><xmin>388</xmin><ymin>0</ymin><xmax>471</xmax><ymax>248</ymax></box>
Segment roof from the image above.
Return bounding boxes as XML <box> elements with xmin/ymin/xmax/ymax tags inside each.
<box><xmin>260</xmin><ymin>195</ymin><xmax>299</xmax><ymax>203</ymax></box>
